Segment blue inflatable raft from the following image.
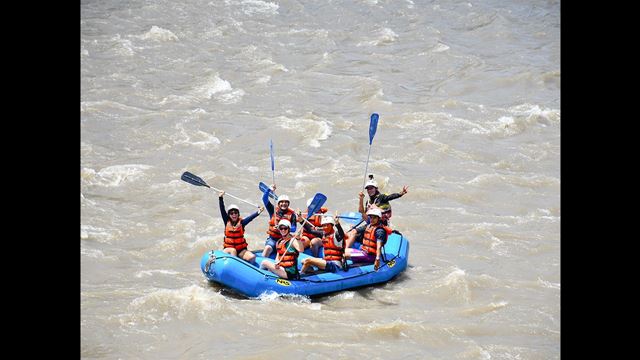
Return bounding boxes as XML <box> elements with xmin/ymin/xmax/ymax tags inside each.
<box><xmin>199</xmin><ymin>212</ymin><xmax>410</xmax><ymax>298</ymax></box>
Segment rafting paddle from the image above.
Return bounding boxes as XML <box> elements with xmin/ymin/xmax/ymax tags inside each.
<box><xmin>181</xmin><ymin>171</ymin><xmax>260</xmax><ymax>208</ymax></box>
<box><xmin>276</xmin><ymin>192</ymin><xmax>327</xmax><ymax>265</ymax></box>
<box><xmin>305</xmin><ymin>193</ymin><xmax>327</xmax><ymax>220</ymax></box>
<box><xmin>270</xmin><ymin>139</ymin><xmax>276</xmax><ymax>187</ymax></box>
<box><xmin>362</xmin><ymin>113</ymin><xmax>379</xmax><ymax>190</ymax></box>
<box><xmin>259</xmin><ymin>181</ymin><xmax>278</xmax><ymax>201</ymax></box>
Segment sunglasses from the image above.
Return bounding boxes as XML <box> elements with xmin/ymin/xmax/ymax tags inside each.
<box><xmin>278</xmin><ymin>226</ymin><xmax>289</xmax><ymax>230</ymax></box>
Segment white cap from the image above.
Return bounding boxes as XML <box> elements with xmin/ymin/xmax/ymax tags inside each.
<box><xmin>277</xmin><ymin>219</ymin><xmax>291</xmax><ymax>229</ymax></box>
<box><xmin>366</xmin><ymin>208</ymin><xmax>382</xmax><ymax>218</ymax></box>
<box><xmin>364</xmin><ymin>180</ymin><xmax>378</xmax><ymax>189</ymax></box>
<box><xmin>321</xmin><ymin>216</ymin><xmax>335</xmax><ymax>225</ymax></box>
<box><xmin>227</xmin><ymin>204</ymin><xmax>239</xmax><ymax>213</ymax></box>
<box><xmin>278</xmin><ymin>195</ymin><xmax>290</xmax><ymax>203</ymax></box>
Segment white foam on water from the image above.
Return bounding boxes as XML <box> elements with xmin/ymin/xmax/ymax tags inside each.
<box><xmin>537</xmin><ymin>277</ymin><xmax>560</xmax><ymax>290</ymax></box>
<box><xmin>508</xmin><ymin>103</ymin><xmax>560</xmax><ymax>125</ymax></box>
<box><xmin>275</xmin><ymin>115</ymin><xmax>332</xmax><ymax>147</ymax></box>
<box><xmin>81</xmin><ymin>247</ymin><xmax>105</xmax><ymax>259</ymax></box>
<box><xmin>365</xmin><ymin>319</ymin><xmax>414</xmax><ymax>339</ymax></box>
<box><xmin>139</xmin><ymin>26</ymin><xmax>179</xmax><ymax>42</ymax></box>
<box><xmin>257</xmin><ymin>291</ymin><xmax>311</xmax><ymax>303</ymax></box>
<box><xmin>357</xmin><ymin>27</ymin><xmax>398</xmax><ymax>46</ymax></box>
<box><xmin>256</xmin><ymin>58</ymin><xmax>289</xmax><ymax>72</ymax></box>
<box><xmin>472</xmin><ymin>104</ymin><xmax>560</xmax><ymax>137</ymax></box>
<box><xmin>428</xmin><ymin>267</ymin><xmax>472</xmax><ymax>305</ymax></box>
<box><xmin>458</xmin><ymin>345</ymin><xmax>493</xmax><ymax>360</ymax></box>
<box><xmin>226</xmin><ymin>0</ymin><xmax>279</xmax><ymax>16</ymax></box>
<box><xmin>288</xmin><ymin>28</ymin><xmax>329</xmax><ymax>39</ymax></box>
<box><xmin>108</xmin><ymin>34</ymin><xmax>135</xmax><ymax>56</ymax></box>
<box><xmin>256</xmin><ymin>75</ymin><xmax>271</xmax><ymax>84</ymax></box>
<box><xmin>189</xmin><ymin>73</ymin><xmax>245</xmax><ymax>104</ymax></box>
<box><xmin>171</xmin><ymin>122</ymin><xmax>221</xmax><ymax>149</ymax></box>
<box><xmin>80</xmin><ymin>100</ymin><xmax>147</xmax><ymax>116</ymax></box>
<box><xmin>461</xmin><ymin>301</ymin><xmax>509</xmax><ymax>316</ymax></box>
<box><xmin>135</xmin><ymin>269</ymin><xmax>180</xmax><ymax>278</ymax></box>
<box><xmin>466</xmin><ymin>173</ymin><xmax>559</xmax><ymax>189</ymax></box>
<box><xmin>125</xmin><ymin>285</ymin><xmax>227</xmax><ymax>324</ymax></box>
<box><xmin>81</xmin><ymin>224</ymin><xmax>119</xmax><ymax>243</ymax></box>
<box><xmin>81</xmin><ymin>164</ymin><xmax>153</xmax><ymax>187</ymax></box>
<box><xmin>432</xmin><ymin>42</ymin><xmax>450</xmax><ymax>53</ymax></box>
<box><xmin>193</xmin><ymin>74</ymin><xmax>231</xmax><ymax>98</ymax></box>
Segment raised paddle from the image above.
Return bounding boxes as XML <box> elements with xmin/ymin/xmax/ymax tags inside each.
<box><xmin>313</xmin><ymin>213</ymin><xmax>362</xmax><ymax>221</ymax></box>
<box><xmin>181</xmin><ymin>171</ymin><xmax>260</xmax><ymax>208</ymax></box>
<box><xmin>361</xmin><ymin>113</ymin><xmax>379</xmax><ymax>191</ymax></box>
<box><xmin>275</xmin><ymin>192</ymin><xmax>327</xmax><ymax>265</ymax></box>
<box><xmin>259</xmin><ymin>181</ymin><xmax>278</xmax><ymax>201</ymax></box>
<box><xmin>270</xmin><ymin>139</ymin><xmax>276</xmax><ymax>187</ymax></box>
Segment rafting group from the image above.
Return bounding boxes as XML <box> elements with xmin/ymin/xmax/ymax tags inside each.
<box><xmin>214</xmin><ymin>175</ymin><xmax>408</xmax><ymax>280</ymax></box>
<box><xmin>182</xmin><ymin>113</ymin><xmax>410</xmax><ymax>282</ymax></box>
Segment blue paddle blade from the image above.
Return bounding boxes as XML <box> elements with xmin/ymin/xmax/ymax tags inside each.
<box><xmin>259</xmin><ymin>182</ymin><xmax>278</xmax><ymax>200</ymax></box>
<box><xmin>338</xmin><ymin>211</ymin><xmax>363</xmax><ymax>226</ymax></box>
<box><xmin>270</xmin><ymin>139</ymin><xmax>275</xmax><ymax>171</ymax></box>
<box><xmin>306</xmin><ymin>193</ymin><xmax>327</xmax><ymax>219</ymax></box>
<box><xmin>369</xmin><ymin>113</ymin><xmax>379</xmax><ymax>145</ymax></box>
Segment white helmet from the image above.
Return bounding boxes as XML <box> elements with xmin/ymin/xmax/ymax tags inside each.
<box><xmin>366</xmin><ymin>208</ymin><xmax>382</xmax><ymax>218</ymax></box>
<box><xmin>227</xmin><ymin>204</ymin><xmax>240</xmax><ymax>213</ymax></box>
<box><xmin>321</xmin><ymin>216</ymin><xmax>335</xmax><ymax>225</ymax></box>
<box><xmin>364</xmin><ymin>179</ymin><xmax>378</xmax><ymax>189</ymax></box>
<box><xmin>277</xmin><ymin>219</ymin><xmax>291</xmax><ymax>229</ymax></box>
<box><xmin>278</xmin><ymin>195</ymin><xmax>290</xmax><ymax>204</ymax></box>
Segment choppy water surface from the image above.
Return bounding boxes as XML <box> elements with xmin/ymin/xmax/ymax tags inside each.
<box><xmin>81</xmin><ymin>0</ymin><xmax>560</xmax><ymax>358</ymax></box>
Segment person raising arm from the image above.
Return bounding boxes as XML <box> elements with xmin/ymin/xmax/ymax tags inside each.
<box><xmin>218</xmin><ymin>191</ymin><xmax>265</xmax><ymax>265</ymax></box>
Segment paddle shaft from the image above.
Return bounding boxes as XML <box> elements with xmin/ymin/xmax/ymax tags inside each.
<box><xmin>275</xmin><ymin>226</ymin><xmax>302</xmax><ymax>265</ymax></box>
<box><xmin>348</xmin><ymin>219</ymin><xmax>366</xmax><ymax>232</ymax></box>
<box><xmin>213</xmin><ymin>187</ymin><xmax>260</xmax><ymax>208</ymax></box>
<box><xmin>270</xmin><ymin>139</ymin><xmax>276</xmax><ymax>187</ymax></box>
<box><xmin>275</xmin><ymin>193</ymin><xmax>326</xmax><ymax>264</ymax></box>
<box><xmin>181</xmin><ymin>171</ymin><xmax>260</xmax><ymax>208</ymax></box>
<box><xmin>362</xmin><ymin>144</ymin><xmax>373</xmax><ymax>191</ymax></box>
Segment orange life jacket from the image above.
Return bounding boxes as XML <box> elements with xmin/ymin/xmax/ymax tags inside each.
<box><xmin>267</xmin><ymin>208</ymin><xmax>295</xmax><ymax>239</ymax></box>
<box><xmin>276</xmin><ymin>236</ymin><xmax>299</xmax><ymax>269</ymax></box>
<box><xmin>322</xmin><ymin>232</ymin><xmax>343</xmax><ymax>261</ymax></box>
<box><xmin>361</xmin><ymin>224</ymin><xmax>391</xmax><ymax>256</ymax></box>
<box><xmin>224</xmin><ymin>218</ymin><xmax>247</xmax><ymax>252</ymax></box>
<box><xmin>302</xmin><ymin>207</ymin><xmax>327</xmax><ymax>239</ymax></box>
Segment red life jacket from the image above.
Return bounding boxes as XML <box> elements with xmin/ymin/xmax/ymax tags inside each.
<box><xmin>267</xmin><ymin>208</ymin><xmax>295</xmax><ymax>239</ymax></box>
<box><xmin>302</xmin><ymin>207</ymin><xmax>327</xmax><ymax>239</ymax></box>
<box><xmin>276</xmin><ymin>236</ymin><xmax>299</xmax><ymax>269</ymax></box>
<box><xmin>224</xmin><ymin>218</ymin><xmax>247</xmax><ymax>252</ymax></box>
<box><xmin>322</xmin><ymin>232</ymin><xmax>343</xmax><ymax>261</ymax></box>
<box><xmin>361</xmin><ymin>224</ymin><xmax>391</xmax><ymax>256</ymax></box>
